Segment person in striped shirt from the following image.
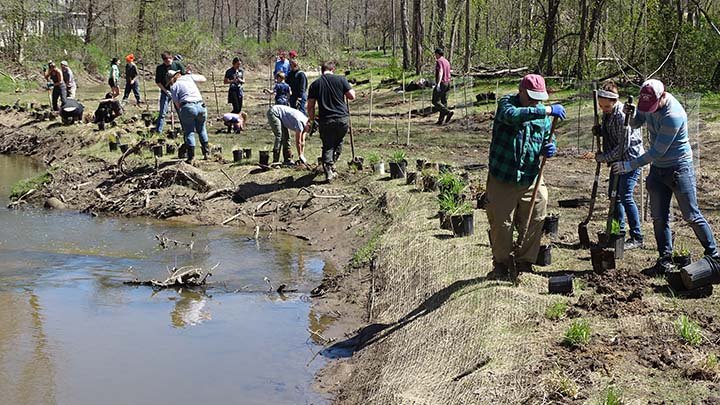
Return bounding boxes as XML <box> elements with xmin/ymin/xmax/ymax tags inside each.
<box><xmin>612</xmin><ymin>79</ymin><xmax>718</xmax><ymax>273</ymax></box>
<box><xmin>593</xmin><ymin>80</ymin><xmax>645</xmax><ymax>250</ymax></box>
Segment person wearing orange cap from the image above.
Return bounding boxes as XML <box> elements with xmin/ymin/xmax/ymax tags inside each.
<box><xmin>122</xmin><ymin>54</ymin><xmax>142</xmax><ymax>105</ymax></box>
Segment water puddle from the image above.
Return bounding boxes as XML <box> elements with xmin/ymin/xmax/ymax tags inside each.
<box><xmin>0</xmin><ymin>155</ymin><xmax>329</xmax><ymax>404</ymax></box>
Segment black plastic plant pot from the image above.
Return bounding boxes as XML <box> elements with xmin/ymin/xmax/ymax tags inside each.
<box><xmin>152</xmin><ymin>145</ymin><xmax>163</xmax><ymax>157</ymax></box>
<box><xmin>422</xmin><ymin>176</ymin><xmax>437</xmax><ymax>192</ymax></box>
<box><xmin>680</xmin><ymin>255</ymin><xmax>720</xmax><ymax>290</ymax></box>
<box><xmin>439</xmin><ymin>211</ymin><xmax>452</xmax><ymax>230</ymax></box>
<box><xmin>389</xmin><ymin>161</ymin><xmax>407</xmax><ymax>179</ymax></box>
<box><xmin>450</xmin><ymin>214</ymin><xmax>474</xmax><ymax>237</ymax></box>
<box><xmin>673</xmin><ymin>254</ymin><xmax>692</xmax><ymax>268</ymax></box>
<box><xmin>244</xmin><ymin>149</ymin><xmax>252</xmax><ymax>159</ymax></box>
<box><xmin>109</xmin><ymin>142</ymin><xmax>118</xmax><ymax>152</ymax></box>
<box><xmin>543</xmin><ymin>215</ymin><xmax>559</xmax><ymax>237</ymax></box>
<box><xmin>166</xmin><ymin>144</ymin><xmax>176</xmax><ymax>155</ymax></box>
<box><xmin>233</xmin><ymin>149</ymin><xmax>243</xmax><ymax>163</ymax></box>
<box><xmin>536</xmin><ymin>245</ymin><xmax>552</xmax><ymax>266</ymax></box>
<box><xmin>119</xmin><ymin>144</ymin><xmax>129</xmax><ymax>153</ymax></box>
<box><xmin>178</xmin><ymin>145</ymin><xmax>187</xmax><ymax>159</ymax></box>
<box><xmin>476</xmin><ymin>192</ymin><xmax>488</xmax><ymax>210</ymax></box>
<box><xmin>406</xmin><ymin>172</ymin><xmax>418</xmax><ymax>185</ymax></box>
<box><xmin>416</xmin><ymin>159</ymin><xmax>426</xmax><ymax>171</ymax></box>
<box><xmin>591</xmin><ymin>247</ymin><xmax>616</xmax><ymax>273</ymax></box>
<box><xmin>548</xmin><ymin>274</ymin><xmax>573</xmax><ymax>295</ymax></box>
<box><xmin>439</xmin><ymin>164</ymin><xmax>452</xmax><ymax>174</ymax></box>
<box><xmin>259</xmin><ymin>150</ymin><xmax>271</xmax><ymax>166</ymax></box>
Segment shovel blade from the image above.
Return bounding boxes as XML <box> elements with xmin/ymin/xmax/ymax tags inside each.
<box><xmin>578</xmin><ymin>222</ymin><xmax>590</xmax><ymax>249</ymax></box>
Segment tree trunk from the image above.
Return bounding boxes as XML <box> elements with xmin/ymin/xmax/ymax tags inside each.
<box><xmin>412</xmin><ymin>0</ymin><xmax>424</xmax><ymax>74</ymax></box>
<box><xmin>436</xmin><ymin>0</ymin><xmax>447</xmax><ymax>51</ymax></box>
<box><xmin>137</xmin><ymin>0</ymin><xmax>147</xmax><ymax>38</ymax></box>
<box><xmin>573</xmin><ymin>0</ymin><xmax>589</xmax><ymax>79</ymax></box>
<box><xmin>84</xmin><ymin>0</ymin><xmax>94</xmax><ymax>44</ymax></box>
<box><xmin>392</xmin><ymin>0</ymin><xmax>397</xmax><ymax>58</ymax></box>
<box><xmin>401</xmin><ymin>0</ymin><xmax>411</xmax><ymax>70</ymax></box>
<box><xmin>537</xmin><ymin>0</ymin><xmax>560</xmax><ymax>75</ymax></box>
<box><xmin>257</xmin><ymin>0</ymin><xmax>262</xmax><ymax>43</ymax></box>
<box><xmin>463</xmin><ymin>0</ymin><xmax>470</xmax><ymax>72</ymax></box>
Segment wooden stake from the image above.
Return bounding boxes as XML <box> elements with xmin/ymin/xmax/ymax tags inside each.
<box><xmin>368</xmin><ymin>71</ymin><xmax>373</xmax><ymax>130</ymax></box>
<box><xmin>211</xmin><ymin>71</ymin><xmax>220</xmax><ymax>117</ymax></box>
<box><xmin>407</xmin><ymin>93</ymin><xmax>412</xmax><ymax>146</ymax></box>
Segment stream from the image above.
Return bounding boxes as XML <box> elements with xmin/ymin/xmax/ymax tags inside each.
<box><xmin>0</xmin><ymin>155</ymin><xmax>330</xmax><ymax>404</ymax></box>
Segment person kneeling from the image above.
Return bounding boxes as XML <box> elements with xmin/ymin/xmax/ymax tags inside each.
<box><xmin>222</xmin><ymin>112</ymin><xmax>247</xmax><ymax>134</ymax></box>
<box><xmin>94</xmin><ymin>93</ymin><xmax>123</xmax><ymax>130</ymax></box>
<box><xmin>60</xmin><ymin>98</ymin><xmax>85</xmax><ymax>125</ymax></box>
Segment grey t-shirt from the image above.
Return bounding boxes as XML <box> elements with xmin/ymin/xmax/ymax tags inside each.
<box><xmin>270</xmin><ymin>105</ymin><xmax>308</xmax><ymax>131</ymax></box>
<box><xmin>170</xmin><ymin>75</ymin><xmax>203</xmax><ymax>104</ymax></box>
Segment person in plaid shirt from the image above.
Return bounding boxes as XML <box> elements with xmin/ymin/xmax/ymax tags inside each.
<box><xmin>593</xmin><ymin>80</ymin><xmax>645</xmax><ymax>250</ymax></box>
<box><xmin>486</xmin><ymin>74</ymin><xmax>566</xmax><ymax>278</ymax></box>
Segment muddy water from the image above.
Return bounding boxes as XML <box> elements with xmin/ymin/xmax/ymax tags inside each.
<box><xmin>0</xmin><ymin>155</ymin><xmax>330</xmax><ymax>404</ymax></box>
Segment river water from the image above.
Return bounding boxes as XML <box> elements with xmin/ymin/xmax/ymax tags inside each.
<box><xmin>0</xmin><ymin>155</ymin><xmax>330</xmax><ymax>404</ymax></box>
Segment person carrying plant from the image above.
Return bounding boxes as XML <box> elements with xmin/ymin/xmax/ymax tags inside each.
<box><xmin>305</xmin><ymin>61</ymin><xmax>356</xmax><ymax>182</ymax></box>
<box><xmin>108</xmin><ymin>57</ymin><xmax>121</xmax><ymax>97</ymax></box>
<box><xmin>223</xmin><ymin>57</ymin><xmax>245</xmax><ymax>113</ymax></box>
<box><xmin>592</xmin><ymin>80</ymin><xmax>645</xmax><ymax>250</ymax></box>
<box><xmin>60</xmin><ymin>61</ymin><xmax>77</xmax><ymax>99</ymax></box>
<box><xmin>154</xmin><ymin>51</ymin><xmax>186</xmax><ymax>134</ymax></box>
<box><xmin>44</xmin><ymin>61</ymin><xmax>66</xmax><ymax>112</ymax></box>
<box><xmin>486</xmin><ymin>74</ymin><xmax>566</xmax><ymax>277</ymax></box>
<box><xmin>433</xmin><ymin>47</ymin><xmax>453</xmax><ymax>125</ymax></box>
<box><xmin>287</xmin><ymin>59</ymin><xmax>308</xmax><ymax>115</ymax></box>
<box><xmin>263</xmin><ymin>72</ymin><xmax>291</xmax><ymax>106</ymax></box>
<box><xmin>611</xmin><ymin>79</ymin><xmax>719</xmax><ymax>273</ymax></box>
<box><xmin>266</xmin><ymin>104</ymin><xmax>309</xmax><ymax>165</ymax></box>
<box><xmin>122</xmin><ymin>54</ymin><xmax>142</xmax><ymax>105</ymax></box>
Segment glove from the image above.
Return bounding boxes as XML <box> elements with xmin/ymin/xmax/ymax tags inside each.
<box><xmin>435</xmin><ymin>83</ymin><xmax>441</xmax><ymax>91</ymax></box>
<box><xmin>542</xmin><ymin>142</ymin><xmax>557</xmax><ymax>158</ymax></box>
<box><xmin>592</xmin><ymin>124</ymin><xmax>601</xmax><ymax>137</ymax></box>
<box><xmin>549</xmin><ymin>104</ymin><xmax>566</xmax><ymax>120</ymax></box>
<box><xmin>611</xmin><ymin>161</ymin><xmax>632</xmax><ymax>175</ymax></box>
<box><xmin>623</xmin><ymin>103</ymin><xmax>636</xmax><ymax>118</ymax></box>
<box><xmin>594</xmin><ymin>153</ymin><xmax>607</xmax><ymax>163</ymax></box>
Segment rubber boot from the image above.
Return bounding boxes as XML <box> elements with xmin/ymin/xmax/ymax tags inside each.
<box><xmin>272</xmin><ymin>150</ymin><xmax>281</xmax><ymax>164</ymax></box>
<box><xmin>436</xmin><ymin>111</ymin><xmax>446</xmax><ymax>125</ymax></box>
<box><xmin>200</xmin><ymin>141</ymin><xmax>210</xmax><ymax>160</ymax></box>
<box><xmin>186</xmin><ymin>146</ymin><xmax>195</xmax><ymax>164</ymax></box>
<box><xmin>283</xmin><ymin>149</ymin><xmax>293</xmax><ymax>165</ymax></box>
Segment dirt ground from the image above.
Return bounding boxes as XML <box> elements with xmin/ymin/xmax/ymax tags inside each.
<box><xmin>4</xmin><ymin>69</ymin><xmax>720</xmax><ymax>404</ymax></box>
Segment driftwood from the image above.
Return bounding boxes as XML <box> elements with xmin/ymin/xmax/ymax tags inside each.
<box><xmin>117</xmin><ymin>140</ymin><xmax>149</xmax><ymax>175</ymax></box>
<box><xmin>7</xmin><ymin>188</ymin><xmax>36</xmax><ymax>208</ymax></box>
<box><xmin>469</xmin><ymin>66</ymin><xmax>529</xmax><ymax>78</ymax></box>
<box><xmin>124</xmin><ymin>263</ymin><xmax>218</xmax><ymax>289</ymax></box>
<box><xmin>155</xmin><ymin>232</ymin><xmax>194</xmax><ymax>250</ymax></box>
<box><xmin>159</xmin><ymin>162</ymin><xmax>215</xmax><ymax>192</ymax></box>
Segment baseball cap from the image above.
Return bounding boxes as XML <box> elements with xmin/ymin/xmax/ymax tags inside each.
<box><xmin>60</xmin><ymin>60</ymin><xmax>69</xmax><ymax>66</ymax></box>
<box><xmin>520</xmin><ymin>74</ymin><xmax>549</xmax><ymax>101</ymax></box>
<box><xmin>289</xmin><ymin>50</ymin><xmax>298</xmax><ymax>58</ymax></box>
<box><xmin>638</xmin><ymin>79</ymin><xmax>664</xmax><ymax>113</ymax></box>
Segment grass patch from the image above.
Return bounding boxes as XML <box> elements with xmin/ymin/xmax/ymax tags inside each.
<box><xmin>351</xmin><ymin>228</ymin><xmax>382</xmax><ymax>268</ymax></box>
<box><xmin>563</xmin><ymin>319</ymin><xmax>591</xmax><ymax>347</ymax></box>
<box><xmin>601</xmin><ymin>385</ymin><xmax>623</xmax><ymax>405</ymax></box>
<box><xmin>545</xmin><ymin>300</ymin><xmax>568</xmax><ymax>321</ymax></box>
<box><xmin>676</xmin><ymin>315</ymin><xmax>703</xmax><ymax>345</ymax></box>
<box><xmin>10</xmin><ymin>171</ymin><xmax>52</xmax><ymax>200</ymax></box>
<box><xmin>545</xmin><ymin>369</ymin><xmax>578</xmax><ymax>399</ymax></box>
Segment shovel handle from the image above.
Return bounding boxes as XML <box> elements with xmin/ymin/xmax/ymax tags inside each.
<box><xmin>347</xmin><ymin>98</ymin><xmax>355</xmax><ymax>160</ymax></box>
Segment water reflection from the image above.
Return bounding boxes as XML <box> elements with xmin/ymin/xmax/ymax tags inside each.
<box><xmin>170</xmin><ymin>289</ymin><xmax>212</xmax><ymax>328</ymax></box>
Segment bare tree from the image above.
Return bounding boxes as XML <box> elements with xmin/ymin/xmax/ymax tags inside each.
<box><xmin>400</xmin><ymin>0</ymin><xmax>411</xmax><ymax>70</ymax></box>
<box><xmin>412</xmin><ymin>0</ymin><xmax>424</xmax><ymax>74</ymax></box>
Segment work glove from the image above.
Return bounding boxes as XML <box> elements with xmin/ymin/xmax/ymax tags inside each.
<box><xmin>623</xmin><ymin>103</ymin><xmax>636</xmax><ymax>119</ymax></box>
<box><xmin>549</xmin><ymin>104</ymin><xmax>566</xmax><ymax>120</ymax></box>
<box><xmin>542</xmin><ymin>142</ymin><xmax>557</xmax><ymax>158</ymax></box>
<box><xmin>594</xmin><ymin>152</ymin><xmax>607</xmax><ymax>163</ymax></box>
<box><xmin>435</xmin><ymin>83</ymin><xmax>441</xmax><ymax>92</ymax></box>
<box><xmin>611</xmin><ymin>161</ymin><xmax>632</xmax><ymax>175</ymax></box>
<box><xmin>592</xmin><ymin>124</ymin><xmax>601</xmax><ymax>137</ymax></box>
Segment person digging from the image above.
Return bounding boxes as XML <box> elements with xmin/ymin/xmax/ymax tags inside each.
<box><xmin>612</xmin><ymin>79</ymin><xmax>719</xmax><ymax>274</ymax></box>
<box><xmin>266</xmin><ymin>104</ymin><xmax>309</xmax><ymax>165</ymax></box>
<box><xmin>486</xmin><ymin>74</ymin><xmax>566</xmax><ymax>280</ymax></box>
<box><xmin>167</xmin><ymin>70</ymin><xmax>209</xmax><ymax>164</ymax></box>
<box><xmin>593</xmin><ymin>80</ymin><xmax>645</xmax><ymax>251</ymax></box>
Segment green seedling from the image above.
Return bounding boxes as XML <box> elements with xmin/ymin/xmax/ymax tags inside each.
<box><xmin>601</xmin><ymin>385</ymin><xmax>623</xmax><ymax>405</ymax></box>
<box><xmin>437</xmin><ymin>171</ymin><xmax>465</xmax><ymax>196</ymax></box>
<box><xmin>704</xmin><ymin>353</ymin><xmax>719</xmax><ymax>369</ymax></box>
<box><xmin>390</xmin><ymin>150</ymin><xmax>406</xmax><ymax>163</ymax></box>
<box><xmin>545</xmin><ymin>370</ymin><xmax>578</xmax><ymax>398</ymax></box>
<box><xmin>438</xmin><ymin>191</ymin><xmax>472</xmax><ymax>215</ymax></box>
<box><xmin>563</xmin><ymin>319</ymin><xmax>591</xmax><ymax>347</ymax></box>
<box><xmin>367</xmin><ymin>152</ymin><xmax>381</xmax><ymax>165</ymax></box>
<box><xmin>676</xmin><ymin>315</ymin><xmax>703</xmax><ymax>345</ymax></box>
<box><xmin>545</xmin><ymin>300</ymin><xmax>568</xmax><ymax>321</ymax></box>
<box><xmin>610</xmin><ymin>218</ymin><xmax>621</xmax><ymax>236</ymax></box>
<box><xmin>672</xmin><ymin>246</ymin><xmax>690</xmax><ymax>258</ymax></box>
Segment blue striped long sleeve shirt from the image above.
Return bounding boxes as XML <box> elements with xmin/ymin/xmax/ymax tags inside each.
<box><xmin>629</xmin><ymin>93</ymin><xmax>692</xmax><ymax>170</ymax></box>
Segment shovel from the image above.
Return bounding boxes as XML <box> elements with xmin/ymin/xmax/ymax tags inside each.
<box><xmin>605</xmin><ymin>96</ymin><xmax>633</xmax><ymax>240</ymax></box>
<box><xmin>509</xmin><ymin>116</ymin><xmax>559</xmax><ymax>281</ymax></box>
<box><xmin>346</xmin><ymin>99</ymin><xmax>363</xmax><ymax>170</ymax></box>
<box><xmin>578</xmin><ymin>88</ymin><xmax>602</xmax><ymax>248</ymax></box>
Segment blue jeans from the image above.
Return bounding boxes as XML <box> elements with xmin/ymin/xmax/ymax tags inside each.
<box><xmin>178</xmin><ymin>102</ymin><xmax>208</xmax><ymax>147</ymax></box>
<box><xmin>156</xmin><ymin>91</ymin><xmax>171</xmax><ymax>133</ymax></box>
<box><xmin>608</xmin><ymin>169</ymin><xmax>643</xmax><ymax>241</ymax></box>
<box><xmin>123</xmin><ymin>81</ymin><xmax>141</xmax><ymax>103</ymax></box>
<box><xmin>646</xmin><ymin>162</ymin><xmax>718</xmax><ymax>258</ymax></box>
<box><xmin>289</xmin><ymin>94</ymin><xmax>307</xmax><ymax>115</ymax></box>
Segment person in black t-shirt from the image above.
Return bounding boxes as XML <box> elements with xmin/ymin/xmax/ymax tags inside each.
<box><xmin>122</xmin><ymin>54</ymin><xmax>142</xmax><ymax>105</ymax></box>
<box><xmin>59</xmin><ymin>98</ymin><xmax>84</xmax><ymax>125</ymax></box>
<box><xmin>223</xmin><ymin>57</ymin><xmax>245</xmax><ymax>113</ymax></box>
<box><xmin>287</xmin><ymin>59</ymin><xmax>308</xmax><ymax>114</ymax></box>
<box><xmin>306</xmin><ymin>61</ymin><xmax>356</xmax><ymax>182</ymax></box>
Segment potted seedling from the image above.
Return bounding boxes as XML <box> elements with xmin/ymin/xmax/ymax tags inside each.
<box><xmin>232</xmin><ymin>148</ymin><xmax>243</xmax><ymax>163</ymax></box>
<box><xmin>259</xmin><ymin>148</ymin><xmax>271</xmax><ymax>166</ymax></box>
<box><xmin>437</xmin><ymin>170</ymin><xmax>465</xmax><ymax>197</ymax></box>
<box><xmin>673</xmin><ymin>246</ymin><xmax>692</xmax><ymax>268</ymax></box>
<box><xmin>543</xmin><ymin>213</ymin><xmax>560</xmax><ymax>238</ymax></box>
<box><xmin>422</xmin><ymin>169</ymin><xmax>438</xmax><ymax>192</ymax></box>
<box><xmin>536</xmin><ymin>243</ymin><xmax>553</xmax><ymax>266</ymax></box>
<box><xmin>448</xmin><ymin>199</ymin><xmax>474</xmax><ymax>237</ymax></box>
<box><xmin>367</xmin><ymin>152</ymin><xmax>385</xmax><ymax>175</ymax></box>
<box><xmin>388</xmin><ymin>150</ymin><xmax>408</xmax><ymax>179</ymax></box>
<box><xmin>438</xmin><ymin>191</ymin><xmax>455</xmax><ymax>230</ymax></box>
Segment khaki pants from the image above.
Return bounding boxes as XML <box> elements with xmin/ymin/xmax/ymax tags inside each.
<box><xmin>486</xmin><ymin>173</ymin><xmax>548</xmax><ymax>266</ymax></box>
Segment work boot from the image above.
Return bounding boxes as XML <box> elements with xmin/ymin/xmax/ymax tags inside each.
<box><xmin>444</xmin><ymin>110</ymin><xmax>454</xmax><ymax>124</ymax></box>
<box><xmin>624</xmin><ymin>238</ymin><xmax>644</xmax><ymax>250</ymax></box>
<box><xmin>487</xmin><ymin>260</ymin><xmax>509</xmax><ymax>280</ymax></box>
<box><xmin>654</xmin><ymin>256</ymin><xmax>674</xmax><ymax>275</ymax></box>
<box><xmin>272</xmin><ymin>150</ymin><xmax>281</xmax><ymax>164</ymax></box>
<box><xmin>436</xmin><ymin>112</ymin><xmax>446</xmax><ymax>125</ymax></box>
<box><xmin>186</xmin><ymin>146</ymin><xmax>195</xmax><ymax>164</ymax></box>
<box><xmin>323</xmin><ymin>163</ymin><xmax>337</xmax><ymax>183</ymax></box>
<box><xmin>516</xmin><ymin>261</ymin><xmax>534</xmax><ymax>274</ymax></box>
<box><xmin>200</xmin><ymin>142</ymin><xmax>210</xmax><ymax>160</ymax></box>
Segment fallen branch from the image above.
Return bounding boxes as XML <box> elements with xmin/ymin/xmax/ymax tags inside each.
<box><xmin>124</xmin><ymin>263</ymin><xmax>218</xmax><ymax>289</ymax></box>
<box><xmin>94</xmin><ymin>188</ymin><xmax>115</xmax><ymax>203</ymax></box>
<box><xmin>222</xmin><ymin>211</ymin><xmax>244</xmax><ymax>225</ymax></box>
<box><xmin>219</xmin><ymin>168</ymin><xmax>236</xmax><ymax>187</ymax></box>
<box><xmin>204</xmin><ymin>187</ymin><xmax>233</xmax><ymax>200</ymax></box>
<box><xmin>7</xmin><ymin>188</ymin><xmax>36</xmax><ymax>208</ymax></box>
